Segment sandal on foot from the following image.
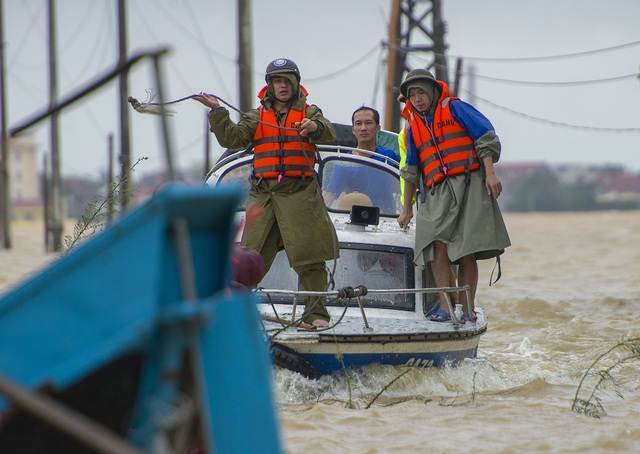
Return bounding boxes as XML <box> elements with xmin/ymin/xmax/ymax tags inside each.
<box><xmin>430</xmin><ymin>309</ymin><xmax>451</xmax><ymax>322</ymax></box>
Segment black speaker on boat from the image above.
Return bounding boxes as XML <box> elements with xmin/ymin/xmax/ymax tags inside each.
<box><xmin>350</xmin><ymin>205</ymin><xmax>380</xmax><ymax>226</ymax></box>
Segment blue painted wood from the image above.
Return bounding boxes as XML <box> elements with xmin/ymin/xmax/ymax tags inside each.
<box><xmin>198</xmin><ymin>291</ymin><xmax>281</xmax><ymax>453</ymax></box>
<box><xmin>0</xmin><ymin>184</ymin><xmax>281</xmax><ymax>452</ymax></box>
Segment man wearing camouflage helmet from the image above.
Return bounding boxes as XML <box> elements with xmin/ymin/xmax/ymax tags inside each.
<box><xmin>397</xmin><ymin>68</ymin><xmax>511</xmax><ymax>323</ymax></box>
<box><xmin>193</xmin><ymin>58</ymin><xmax>338</xmax><ymax>328</ymax></box>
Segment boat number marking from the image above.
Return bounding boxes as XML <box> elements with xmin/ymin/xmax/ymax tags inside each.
<box><xmin>405</xmin><ymin>358</ymin><xmax>434</xmax><ymax>368</ymax></box>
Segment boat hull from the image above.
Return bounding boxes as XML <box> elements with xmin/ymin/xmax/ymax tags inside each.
<box><xmin>275</xmin><ymin>337</ymin><xmax>482</xmax><ymax>376</ymax></box>
<box><xmin>265</xmin><ymin>310</ymin><xmax>487</xmax><ymax>377</ymax></box>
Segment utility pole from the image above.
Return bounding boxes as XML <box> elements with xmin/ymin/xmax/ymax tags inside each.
<box><xmin>384</xmin><ymin>0</ymin><xmax>450</xmax><ymax>132</ymax></box>
<box><xmin>203</xmin><ymin>114</ymin><xmax>210</xmax><ymax>179</ymax></box>
<box><xmin>106</xmin><ymin>133</ymin><xmax>114</xmax><ymax>223</ymax></box>
<box><xmin>118</xmin><ymin>0</ymin><xmax>131</xmax><ymax>208</ymax></box>
<box><xmin>237</xmin><ymin>0</ymin><xmax>253</xmax><ymax>113</ymax></box>
<box><xmin>451</xmin><ymin>57</ymin><xmax>462</xmax><ymax>98</ymax></box>
<box><xmin>43</xmin><ymin>153</ymin><xmax>50</xmax><ymax>252</ymax></box>
<box><xmin>384</xmin><ymin>0</ymin><xmax>403</xmax><ymax>133</ymax></box>
<box><xmin>0</xmin><ymin>0</ymin><xmax>10</xmax><ymax>249</ymax></box>
<box><xmin>47</xmin><ymin>0</ymin><xmax>63</xmax><ymax>251</ymax></box>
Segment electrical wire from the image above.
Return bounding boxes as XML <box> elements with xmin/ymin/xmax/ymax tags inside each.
<box><xmin>149</xmin><ymin>1</ymin><xmax>233</xmax><ymax>100</ymax></box>
<box><xmin>466</xmin><ymin>90</ymin><xmax>640</xmax><ymax>133</ymax></box>
<box><xmin>406</xmin><ymin>53</ymin><xmax>640</xmax><ymax>88</ymax></box>
<box><xmin>467</xmin><ymin>72</ymin><xmax>639</xmax><ymax>87</ymax></box>
<box><xmin>7</xmin><ymin>0</ymin><xmax>113</xmax><ymax>171</ymax></box>
<box><xmin>129</xmin><ymin>1</ymin><xmax>203</xmax><ymax>96</ymax></box>
<box><xmin>304</xmin><ymin>43</ymin><xmax>382</xmax><ymax>83</ymax></box>
<box><xmin>182</xmin><ymin>1</ymin><xmax>233</xmax><ymax>99</ymax></box>
<box><xmin>57</xmin><ymin>2</ymin><xmax>97</xmax><ymax>57</ymax></box>
<box><xmin>404</xmin><ymin>47</ymin><xmax>640</xmax><ymax>132</ymax></box>
<box><xmin>8</xmin><ymin>1</ymin><xmax>47</xmax><ymax>69</ymax></box>
<box><xmin>391</xmin><ymin>38</ymin><xmax>640</xmax><ymax>64</ymax></box>
<box><xmin>448</xmin><ymin>39</ymin><xmax>640</xmax><ymax>63</ymax></box>
<box><xmin>61</xmin><ymin>6</ymin><xmax>113</xmax><ymax>90</ymax></box>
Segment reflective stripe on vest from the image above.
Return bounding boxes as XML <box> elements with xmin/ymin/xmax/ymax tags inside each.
<box><xmin>252</xmin><ymin>105</ymin><xmax>316</xmax><ymax>179</ymax></box>
<box><xmin>408</xmin><ymin>97</ymin><xmax>480</xmax><ymax>188</ymax></box>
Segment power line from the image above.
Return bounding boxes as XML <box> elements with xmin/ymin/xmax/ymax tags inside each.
<box><xmin>407</xmin><ymin>53</ymin><xmax>640</xmax><ymax>87</ymax></box>
<box><xmin>8</xmin><ymin>1</ymin><xmax>47</xmax><ymax>70</ymax></box>
<box><xmin>304</xmin><ymin>43</ymin><xmax>381</xmax><ymax>83</ymax></box>
<box><xmin>449</xmin><ymin>39</ymin><xmax>640</xmax><ymax>63</ymax></box>
<box><xmin>465</xmin><ymin>90</ymin><xmax>640</xmax><ymax>132</ymax></box>
<box><xmin>471</xmin><ymin>72</ymin><xmax>639</xmax><ymax>87</ymax></box>
<box><xmin>60</xmin><ymin>5</ymin><xmax>112</xmax><ymax>88</ymax></box>
<box><xmin>181</xmin><ymin>1</ymin><xmax>232</xmax><ymax>98</ymax></box>
<box><xmin>57</xmin><ymin>2</ymin><xmax>96</xmax><ymax>56</ymax></box>
<box><xmin>148</xmin><ymin>1</ymin><xmax>233</xmax><ymax>100</ymax></box>
<box><xmin>389</xmin><ymin>38</ymin><xmax>640</xmax><ymax>67</ymax></box>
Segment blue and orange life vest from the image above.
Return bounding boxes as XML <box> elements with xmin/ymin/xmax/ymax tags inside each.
<box><xmin>404</xmin><ymin>97</ymin><xmax>480</xmax><ymax>188</ymax></box>
<box><xmin>252</xmin><ymin>98</ymin><xmax>317</xmax><ymax>180</ymax></box>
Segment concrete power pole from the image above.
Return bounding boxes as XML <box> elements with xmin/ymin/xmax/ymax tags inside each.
<box><xmin>237</xmin><ymin>0</ymin><xmax>253</xmax><ymax>114</ymax></box>
<box><xmin>0</xmin><ymin>0</ymin><xmax>10</xmax><ymax>249</ymax></box>
<box><xmin>47</xmin><ymin>0</ymin><xmax>63</xmax><ymax>251</ymax></box>
<box><xmin>384</xmin><ymin>0</ymin><xmax>403</xmax><ymax>133</ymax></box>
<box><xmin>384</xmin><ymin>0</ymin><xmax>450</xmax><ymax>132</ymax></box>
<box><xmin>118</xmin><ymin>0</ymin><xmax>131</xmax><ymax>208</ymax></box>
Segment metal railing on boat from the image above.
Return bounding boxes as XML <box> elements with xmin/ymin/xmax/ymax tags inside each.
<box><xmin>256</xmin><ymin>285</ymin><xmax>472</xmax><ymax>328</ymax></box>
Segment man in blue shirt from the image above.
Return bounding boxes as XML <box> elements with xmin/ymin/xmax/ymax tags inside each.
<box><xmin>323</xmin><ymin>107</ymin><xmax>400</xmax><ymax>213</ymax></box>
<box><xmin>348</xmin><ymin>106</ymin><xmax>398</xmax><ymax>164</ymax></box>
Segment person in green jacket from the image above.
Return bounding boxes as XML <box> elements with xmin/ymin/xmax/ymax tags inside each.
<box><xmin>193</xmin><ymin>58</ymin><xmax>338</xmax><ymax>328</ymax></box>
<box><xmin>397</xmin><ymin>68</ymin><xmax>511</xmax><ymax>323</ymax></box>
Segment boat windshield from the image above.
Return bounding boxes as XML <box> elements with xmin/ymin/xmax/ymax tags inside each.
<box><xmin>258</xmin><ymin>245</ymin><xmax>415</xmax><ymax>311</ymax></box>
<box><xmin>210</xmin><ymin>150</ymin><xmax>402</xmax><ymax>217</ymax></box>
<box><xmin>320</xmin><ymin>157</ymin><xmax>402</xmax><ymax>217</ymax></box>
<box><xmin>214</xmin><ymin>162</ymin><xmax>253</xmax><ymax>209</ymax></box>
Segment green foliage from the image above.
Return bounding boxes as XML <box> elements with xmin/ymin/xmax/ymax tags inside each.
<box><xmin>335</xmin><ymin>349</ymin><xmax>358</xmax><ymax>409</ymax></box>
<box><xmin>61</xmin><ymin>157</ymin><xmax>148</xmax><ymax>255</ymax></box>
<box><xmin>571</xmin><ymin>337</ymin><xmax>640</xmax><ymax>418</ymax></box>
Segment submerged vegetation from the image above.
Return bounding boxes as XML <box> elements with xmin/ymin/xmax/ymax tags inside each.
<box><xmin>302</xmin><ymin>334</ymin><xmax>640</xmax><ymax>416</ymax></box>
<box><xmin>571</xmin><ymin>336</ymin><xmax>640</xmax><ymax>418</ymax></box>
<box><xmin>62</xmin><ymin>157</ymin><xmax>147</xmax><ymax>255</ymax></box>
<box><xmin>314</xmin><ymin>361</ymin><xmax>478</xmax><ymax>410</ymax></box>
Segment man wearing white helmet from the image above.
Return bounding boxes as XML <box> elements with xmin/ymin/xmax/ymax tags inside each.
<box><xmin>194</xmin><ymin>58</ymin><xmax>338</xmax><ymax>328</ymax></box>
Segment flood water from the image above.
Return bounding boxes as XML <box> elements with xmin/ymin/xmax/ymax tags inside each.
<box><xmin>2</xmin><ymin>211</ymin><xmax>640</xmax><ymax>453</ymax></box>
<box><xmin>274</xmin><ymin>211</ymin><xmax>640</xmax><ymax>453</ymax></box>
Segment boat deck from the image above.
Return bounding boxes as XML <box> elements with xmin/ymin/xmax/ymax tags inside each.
<box><xmin>262</xmin><ymin>309</ymin><xmax>487</xmax><ymax>341</ymax></box>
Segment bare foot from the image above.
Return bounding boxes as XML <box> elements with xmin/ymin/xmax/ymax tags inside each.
<box><xmin>311</xmin><ymin>319</ymin><xmax>330</xmax><ymax>328</ymax></box>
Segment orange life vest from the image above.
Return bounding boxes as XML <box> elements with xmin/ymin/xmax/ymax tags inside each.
<box><xmin>252</xmin><ymin>104</ymin><xmax>316</xmax><ymax>179</ymax></box>
<box><xmin>406</xmin><ymin>97</ymin><xmax>480</xmax><ymax>188</ymax></box>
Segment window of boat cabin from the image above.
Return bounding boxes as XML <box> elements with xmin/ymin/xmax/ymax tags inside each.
<box><xmin>207</xmin><ymin>124</ymin><xmax>400</xmax><ymax>214</ymax></box>
<box><xmin>320</xmin><ymin>157</ymin><xmax>402</xmax><ymax>217</ymax></box>
<box><xmin>258</xmin><ymin>245</ymin><xmax>416</xmax><ymax>311</ymax></box>
<box><xmin>214</xmin><ymin>161</ymin><xmax>253</xmax><ymax>208</ymax></box>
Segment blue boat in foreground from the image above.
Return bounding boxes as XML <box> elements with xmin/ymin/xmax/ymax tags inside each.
<box><xmin>0</xmin><ymin>185</ymin><xmax>282</xmax><ymax>453</ymax></box>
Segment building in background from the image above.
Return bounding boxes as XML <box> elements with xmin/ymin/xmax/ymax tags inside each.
<box><xmin>6</xmin><ymin>132</ymin><xmax>43</xmax><ymax>221</ymax></box>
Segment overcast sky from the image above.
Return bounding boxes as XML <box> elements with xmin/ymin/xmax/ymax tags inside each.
<box><xmin>5</xmin><ymin>0</ymin><xmax>640</xmax><ymax>180</ymax></box>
